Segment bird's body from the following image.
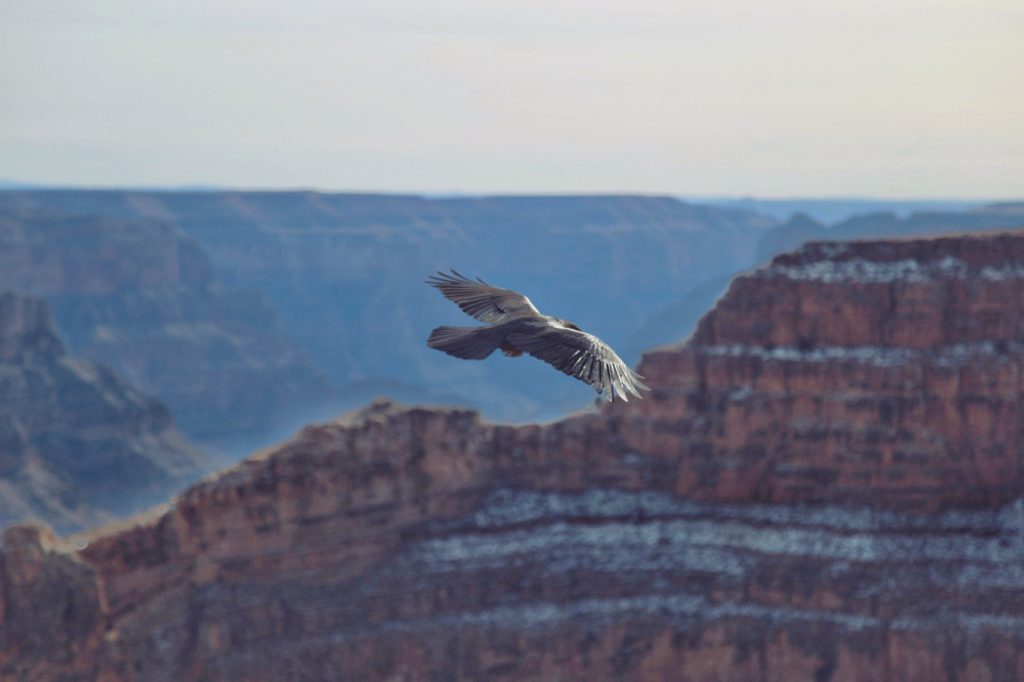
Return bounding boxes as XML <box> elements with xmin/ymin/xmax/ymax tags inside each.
<box><xmin>426</xmin><ymin>271</ymin><xmax>648</xmax><ymax>401</ymax></box>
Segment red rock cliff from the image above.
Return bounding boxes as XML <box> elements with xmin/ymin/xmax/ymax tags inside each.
<box><xmin>636</xmin><ymin>232</ymin><xmax>1024</xmax><ymax>511</ymax></box>
<box><xmin>2</xmin><ymin>232</ymin><xmax>1024</xmax><ymax>681</ymax></box>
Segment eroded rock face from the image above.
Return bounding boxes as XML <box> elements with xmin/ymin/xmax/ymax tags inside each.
<box><xmin>4</xmin><ymin>232</ymin><xmax>1024</xmax><ymax>681</ymax></box>
<box><xmin>0</xmin><ymin>290</ymin><xmax>206</xmax><ymax>532</ymax></box>
<box><xmin>0</xmin><ymin>207</ymin><xmax>332</xmax><ymax>447</ymax></box>
<box><xmin>0</xmin><ymin>524</ymin><xmax>105</xmax><ymax>680</ymax></box>
<box><xmin>633</xmin><ymin>232</ymin><xmax>1024</xmax><ymax>511</ymax></box>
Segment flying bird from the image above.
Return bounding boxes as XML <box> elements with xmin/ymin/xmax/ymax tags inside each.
<box><xmin>426</xmin><ymin>270</ymin><xmax>648</xmax><ymax>401</ymax></box>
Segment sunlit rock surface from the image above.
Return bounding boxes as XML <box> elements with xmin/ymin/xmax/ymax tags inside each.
<box><xmin>3</xmin><ymin>232</ymin><xmax>1024</xmax><ymax>681</ymax></box>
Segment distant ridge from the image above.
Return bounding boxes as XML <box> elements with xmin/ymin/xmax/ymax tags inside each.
<box><xmin>688</xmin><ymin>195</ymin><xmax>988</xmax><ymax>223</ymax></box>
<box><xmin>0</xmin><ymin>290</ymin><xmax>206</xmax><ymax>532</ymax></box>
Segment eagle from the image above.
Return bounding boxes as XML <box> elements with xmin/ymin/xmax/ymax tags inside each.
<box><xmin>426</xmin><ymin>270</ymin><xmax>648</xmax><ymax>401</ymax></box>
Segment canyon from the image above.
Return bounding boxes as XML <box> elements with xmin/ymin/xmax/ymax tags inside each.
<box><xmin>0</xmin><ymin>205</ymin><xmax>332</xmax><ymax>449</ymax></box>
<box><xmin>2</xmin><ymin>191</ymin><xmax>1020</xmax><ymax>432</ymax></box>
<box><xmin>0</xmin><ymin>191</ymin><xmax>777</xmax><ymax>422</ymax></box>
<box><xmin>0</xmin><ymin>290</ymin><xmax>205</xmax><ymax>532</ymax></box>
<box><xmin>2</xmin><ymin>230</ymin><xmax>1023</xmax><ymax>680</ymax></box>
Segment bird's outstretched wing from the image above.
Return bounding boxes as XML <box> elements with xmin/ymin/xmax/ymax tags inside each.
<box><xmin>506</xmin><ymin>325</ymin><xmax>649</xmax><ymax>401</ymax></box>
<box><xmin>426</xmin><ymin>270</ymin><xmax>541</xmax><ymax>324</ymax></box>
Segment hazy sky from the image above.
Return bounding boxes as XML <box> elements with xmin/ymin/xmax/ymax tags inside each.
<box><xmin>2</xmin><ymin>0</ymin><xmax>1022</xmax><ymax>197</ymax></box>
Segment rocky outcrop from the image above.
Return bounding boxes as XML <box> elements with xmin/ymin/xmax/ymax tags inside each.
<box><xmin>645</xmin><ymin>232</ymin><xmax>1024</xmax><ymax>510</ymax></box>
<box><xmin>0</xmin><ymin>207</ymin><xmax>332</xmax><ymax>448</ymax></box>
<box><xmin>3</xmin><ymin>232</ymin><xmax>1024</xmax><ymax>680</ymax></box>
<box><xmin>0</xmin><ymin>525</ymin><xmax>105</xmax><ymax>681</ymax></box>
<box><xmin>0</xmin><ymin>291</ymin><xmax>206</xmax><ymax>532</ymax></box>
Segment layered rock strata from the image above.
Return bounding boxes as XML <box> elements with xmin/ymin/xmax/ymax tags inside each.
<box><xmin>652</xmin><ymin>232</ymin><xmax>1024</xmax><ymax>510</ymax></box>
<box><xmin>0</xmin><ymin>290</ymin><xmax>205</xmax><ymax>532</ymax></box>
<box><xmin>3</xmin><ymin>232</ymin><xmax>1024</xmax><ymax>680</ymax></box>
<box><xmin>0</xmin><ymin>207</ymin><xmax>332</xmax><ymax>446</ymax></box>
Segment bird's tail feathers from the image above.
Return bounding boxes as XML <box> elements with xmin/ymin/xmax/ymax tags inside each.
<box><xmin>427</xmin><ymin>326</ymin><xmax>500</xmax><ymax>360</ymax></box>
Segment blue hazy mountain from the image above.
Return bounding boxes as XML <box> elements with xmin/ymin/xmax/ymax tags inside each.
<box><xmin>0</xmin><ymin>204</ymin><xmax>333</xmax><ymax>455</ymax></box>
<box><xmin>756</xmin><ymin>204</ymin><xmax>1024</xmax><ymax>263</ymax></box>
<box><xmin>0</xmin><ymin>191</ymin><xmax>775</xmax><ymax>423</ymax></box>
<box><xmin>690</xmin><ymin>196</ymin><xmax>980</xmax><ymax>224</ymax></box>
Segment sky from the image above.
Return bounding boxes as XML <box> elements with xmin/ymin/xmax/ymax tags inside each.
<box><xmin>2</xmin><ymin>0</ymin><xmax>1022</xmax><ymax>197</ymax></box>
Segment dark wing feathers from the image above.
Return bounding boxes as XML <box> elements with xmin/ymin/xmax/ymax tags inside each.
<box><xmin>426</xmin><ymin>270</ymin><xmax>540</xmax><ymax>323</ymax></box>
<box><xmin>427</xmin><ymin>325</ymin><xmax>502</xmax><ymax>360</ymax></box>
<box><xmin>507</xmin><ymin>325</ymin><xmax>648</xmax><ymax>401</ymax></box>
<box><xmin>426</xmin><ymin>271</ymin><xmax>648</xmax><ymax>402</ymax></box>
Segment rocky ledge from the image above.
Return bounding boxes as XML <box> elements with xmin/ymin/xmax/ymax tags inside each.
<box><xmin>2</xmin><ymin>231</ymin><xmax>1024</xmax><ymax>681</ymax></box>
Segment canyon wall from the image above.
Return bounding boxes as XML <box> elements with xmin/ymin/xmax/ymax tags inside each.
<box><xmin>0</xmin><ymin>206</ymin><xmax>332</xmax><ymax>448</ymax></box>
<box><xmin>0</xmin><ymin>290</ymin><xmax>205</xmax><ymax>532</ymax></box>
<box><xmin>0</xmin><ymin>191</ymin><xmax>776</xmax><ymax>421</ymax></box>
<box><xmin>2</xmin><ymin>231</ymin><xmax>1024</xmax><ymax>680</ymax></box>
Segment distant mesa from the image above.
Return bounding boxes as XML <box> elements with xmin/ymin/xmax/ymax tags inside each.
<box><xmin>756</xmin><ymin>203</ymin><xmax>1024</xmax><ymax>262</ymax></box>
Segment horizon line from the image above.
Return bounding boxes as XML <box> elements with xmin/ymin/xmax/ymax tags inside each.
<box><xmin>0</xmin><ymin>181</ymin><xmax>1019</xmax><ymax>204</ymax></box>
